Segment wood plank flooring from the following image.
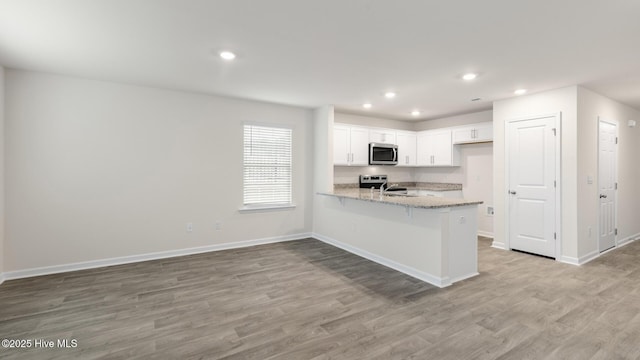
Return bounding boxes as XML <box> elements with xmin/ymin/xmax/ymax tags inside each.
<box><xmin>2</xmin><ymin>237</ymin><xmax>640</xmax><ymax>359</ymax></box>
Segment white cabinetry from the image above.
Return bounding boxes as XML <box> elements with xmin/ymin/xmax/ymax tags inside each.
<box><xmin>369</xmin><ymin>128</ymin><xmax>396</xmax><ymax>144</ymax></box>
<box><xmin>396</xmin><ymin>131</ymin><xmax>417</xmax><ymax>166</ymax></box>
<box><xmin>334</xmin><ymin>124</ymin><xmax>369</xmax><ymax>166</ymax></box>
<box><xmin>417</xmin><ymin>130</ymin><xmax>460</xmax><ymax>166</ymax></box>
<box><xmin>452</xmin><ymin>122</ymin><xmax>493</xmax><ymax>144</ymax></box>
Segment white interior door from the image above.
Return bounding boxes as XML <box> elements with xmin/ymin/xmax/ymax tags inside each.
<box><xmin>508</xmin><ymin>114</ymin><xmax>558</xmax><ymax>258</ymax></box>
<box><xmin>598</xmin><ymin>120</ymin><xmax>617</xmax><ymax>252</ymax></box>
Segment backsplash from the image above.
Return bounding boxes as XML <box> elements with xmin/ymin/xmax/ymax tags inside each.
<box><xmin>333</xmin><ymin>165</ymin><xmax>414</xmax><ymax>184</ymax></box>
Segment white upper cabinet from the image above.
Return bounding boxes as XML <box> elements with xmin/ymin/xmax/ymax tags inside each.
<box><xmin>350</xmin><ymin>126</ymin><xmax>370</xmax><ymax>165</ymax></box>
<box><xmin>396</xmin><ymin>131</ymin><xmax>417</xmax><ymax>166</ymax></box>
<box><xmin>417</xmin><ymin>129</ymin><xmax>460</xmax><ymax>167</ymax></box>
<box><xmin>452</xmin><ymin>122</ymin><xmax>493</xmax><ymax>144</ymax></box>
<box><xmin>333</xmin><ymin>125</ymin><xmax>350</xmax><ymax>165</ymax></box>
<box><xmin>334</xmin><ymin>122</ymin><xmax>478</xmax><ymax>167</ymax></box>
<box><xmin>369</xmin><ymin>128</ymin><xmax>396</xmax><ymax>144</ymax></box>
<box><xmin>334</xmin><ymin>124</ymin><xmax>369</xmax><ymax>166</ymax></box>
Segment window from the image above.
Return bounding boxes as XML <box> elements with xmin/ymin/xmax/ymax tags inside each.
<box><xmin>242</xmin><ymin>124</ymin><xmax>293</xmax><ymax>208</ymax></box>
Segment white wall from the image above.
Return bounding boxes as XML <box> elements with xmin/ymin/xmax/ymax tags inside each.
<box><xmin>313</xmin><ymin>106</ymin><xmax>334</xmax><ymax>193</ymax></box>
<box><xmin>0</xmin><ymin>66</ymin><xmax>4</xmax><ymax>279</ymax></box>
<box><xmin>334</xmin><ymin>165</ymin><xmax>415</xmax><ymax>185</ymax></box>
<box><xmin>493</xmin><ymin>86</ymin><xmax>579</xmax><ymax>259</ymax></box>
<box><xmin>414</xmin><ymin>110</ymin><xmax>492</xmax><ymax>131</ymax></box>
<box><xmin>4</xmin><ymin>70</ymin><xmax>314</xmax><ymax>272</ymax></box>
<box><xmin>335</xmin><ymin>112</ymin><xmax>415</xmax><ymax>131</ymax></box>
<box><xmin>494</xmin><ymin>85</ymin><xmax>640</xmax><ymax>262</ymax></box>
<box><xmin>577</xmin><ymin>87</ymin><xmax>640</xmax><ymax>256</ymax></box>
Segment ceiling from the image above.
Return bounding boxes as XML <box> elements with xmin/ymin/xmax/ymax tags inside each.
<box><xmin>0</xmin><ymin>0</ymin><xmax>639</xmax><ymax>121</ymax></box>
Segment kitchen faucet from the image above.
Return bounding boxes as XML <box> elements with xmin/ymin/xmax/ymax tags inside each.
<box><xmin>379</xmin><ymin>181</ymin><xmax>398</xmax><ymax>196</ymax></box>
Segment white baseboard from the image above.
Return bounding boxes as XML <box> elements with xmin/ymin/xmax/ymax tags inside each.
<box><xmin>558</xmin><ymin>232</ymin><xmax>640</xmax><ymax>266</ymax></box>
<box><xmin>3</xmin><ymin>233</ymin><xmax>312</xmax><ymax>282</ymax></box>
<box><xmin>477</xmin><ymin>231</ymin><xmax>494</xmax><ymax>239</ymax></box>
<box><xmin>557</xmin><ymin>248</ymin><xmax>604</xmax><ymax>265</ymax></box>
<box><xmin>558</xmin><ymin>255</ymin><xmax>580</xmax><ymax>265</ymax></box>
<box><xmin>617</xmin><ymin>232</ymin><xmax>640</xmax><ymax>247</ymax></box>
<box><xmin>449</xmin><ymin>272</ymin><xmax>480</xmax><ymax>284</ymax></box>
<box><xmin>0</xmin><ymin>273</ymin><xmax>5</xmax><ymax>286</ymax></box>
<box><xmin>559</xmin><ymin>250</ymin><xmax>599</xmax><ymax>266</ymax></box>
<box><xmin>312</xmin><ymin>232</ymin><xmax>450</xmax><ymax>288</ymax></box>
<box><xmin>491</xmin><ymin>240</ymin><xmax>506</xmax><ymax>250</ymax></box>
<box><xmin>578</xmin><ymin>249</ymin><xmax>600</xmax><ymax>264</ymax></box>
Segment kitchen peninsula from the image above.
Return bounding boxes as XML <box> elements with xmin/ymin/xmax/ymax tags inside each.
<box><xmin>315</xmin><ymin>186</ymin><xmax>482</xmax><ymax>288</ymax></box>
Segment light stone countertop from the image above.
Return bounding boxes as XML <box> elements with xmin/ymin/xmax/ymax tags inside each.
<box><xmin>334</xmin><ymin>182</ymin><xmax>463</xmax><ymax>191</ymax></box>
<box><xmin>319</xmin><ymin>188</ymin><xmax>482</xmax><ymax>209</ymax></box>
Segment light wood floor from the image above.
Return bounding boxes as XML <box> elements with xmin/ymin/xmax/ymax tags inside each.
<box><xmin>2</xmin><ymin>237</ymin><xmax>640</xmax><ymax>359</ymax></box>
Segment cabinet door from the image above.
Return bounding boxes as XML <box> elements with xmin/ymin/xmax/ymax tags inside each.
<box><xmin>474</xmin><ymin>123</ymin><xmax>493</xmax><ymax>142</ymax></box>
<box><xmin>350</xmin><ymin>126</ymin><xmax>370</xmax><ymax>166</ymax></box>
<box><xmin>333</xmin><ymin>125</ymin><xmax>350</xmax><ymax>165</ymax></box>
<box><xmin>452</xmin><ymin>127</ymin><xmax>474</xmax><ymax>144</ymax></box>
<box><xmin>432</xmin><ymin>130</ymin><xmax>453</xmax><ymax>165</ymax></box>
<box><xmin>416</xmin><ymin>132</ymin><xmax>434</xmax><ymax>166</ymax></box>
<box><xmin>396</xmin><ymin>132</ymin><xmax>417</xmax><ymax>166</ymax></box>
<box><xmin>452</xmin><ymin>122</ymin><xmax>493</xmax><ymax>144</ymax></box>
<box><xmin>370</xmin><ymin>129</ymin><xmax>396</xmax><ymax>144</ymax></box>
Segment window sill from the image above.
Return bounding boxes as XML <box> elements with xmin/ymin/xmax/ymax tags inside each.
<box><xmin>238</xmin><ymin>204</ymin><xmax>297</xmax><ymax>213</ymax></box>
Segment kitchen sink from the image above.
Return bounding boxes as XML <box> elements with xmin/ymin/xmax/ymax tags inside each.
<box><xmin>384</xmin><ymin>188</ymin><xmax>419</xmax><ymax>197</ymax></box>
<box><xmin>384</xmin><ymin>187</ymin><xmax>407</xmax><ymax>193</ymax></box>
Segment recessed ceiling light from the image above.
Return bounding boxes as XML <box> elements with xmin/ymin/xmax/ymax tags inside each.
<box><xmin>384</xmin><ymin>92</ymin><xmax>396</xmax><ymax>99</ymax></box>
<box><xmin>411</xmin><ymin>110</ymin><xmax>421</xmax><ymax>116</ymax></box>
<box><xmin>363</xmin><ymin>103</ymin><xmax>372</xmax><ymax>109</ymax></box>
<box><xmin>462</xmin><ymin>73</ymin><xmax>477</xmax><ymax>81</ymax></box>
<box><xmin>514</xmin><ymin>89</ymin><xmax>527</xmax><ymax>95</ymax></box>
<box><xmin>219</xmin><ymin>51</ymin><xmax>236</xmax><ymax>60</ymax></box>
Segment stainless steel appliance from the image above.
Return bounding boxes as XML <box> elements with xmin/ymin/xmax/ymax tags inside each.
<box><xmin>369</xmin><ymin>143</ymin><xmax>398</xmax><ymax>165</ymax></box>
<box><xmin>359</xmin><ymin>175</ymin><xmax>407</xmax><ymax>194</ymax></box>
<box><xmin>359</xmin><ymin>174</ymin><xmax>388</xmax><ymax>189</ymax></box>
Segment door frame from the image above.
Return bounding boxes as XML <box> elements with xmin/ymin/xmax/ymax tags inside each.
<box><xmin>504</xmin><ymin>112</ymin><xmax>562</xmax><ymax>259</ymax></box>
<box><xmin>597</xmin><ymin>117</ymin><xmax>618</xmax><ymax>252</ymax></box>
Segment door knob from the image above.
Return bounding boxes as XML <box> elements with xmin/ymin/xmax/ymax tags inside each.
<box><xmin>509</xmin><ymin>191</ymin><xmax>516</xmax><ymax>195</ymax></box>
<box><xmin>600</xmin><ymin>194</ymin><xmax>607</xmax><ymax>198</ymax></box>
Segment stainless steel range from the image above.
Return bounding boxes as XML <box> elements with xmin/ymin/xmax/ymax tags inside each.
<box><xmin>359</xmin><ymin>174</ymin><xmax>387</xmax><ymax>189</ymax></box>
<box><xmin>359</xmin><ymin>175</ymin><xmax>408</xmax><ymax>194</ymax></box>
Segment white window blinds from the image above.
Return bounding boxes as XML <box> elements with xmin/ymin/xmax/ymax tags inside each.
<box><xmin>243</xmin><ymin>124</ymin><xmax>292</xmax><ymax>206</ymax></box>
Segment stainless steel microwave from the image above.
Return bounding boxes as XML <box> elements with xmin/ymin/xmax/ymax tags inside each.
<box><xmin>369</xmin><ymin>143</ymin><xmax>398</xmax><ymax>165</ymax></box>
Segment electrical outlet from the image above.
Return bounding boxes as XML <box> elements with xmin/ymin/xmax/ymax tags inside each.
<box><xmin>588</xmin><ymin>227</ymin><xmax>592</xmax><ymax>237</ymax></box>
<box><xmin>215</xmin><ymin>221</ymin><xmax>222</xmax><ymax>231</ymax></box>
<box><xmin>458</xmin><ymin>216</ymin><xmax>466</xmax><ymax>224</ymax></box>
<box><xmin>186</xmin><ymin>222</ymin><xmax>193</xmax><ymax>232</ymax></box>
<box><xmin>487</xmin><ymin>206</ymin><xmax>494</xmax><ymax>216</ymax></box>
